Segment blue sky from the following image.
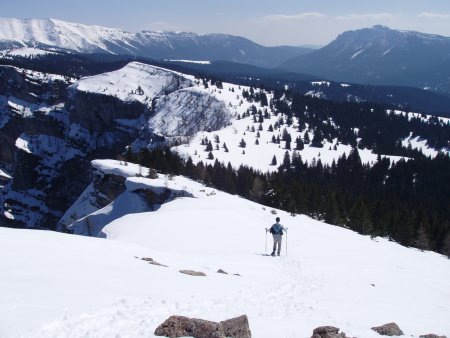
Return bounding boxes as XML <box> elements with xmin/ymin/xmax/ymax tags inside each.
<box><xmin>2</xmin><ymin>0</ymin><xmax>450</xmax><ymax>46</ymax></box>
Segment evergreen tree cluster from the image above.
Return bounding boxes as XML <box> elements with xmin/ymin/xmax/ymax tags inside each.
<box><xmin>272</xmin><ymin>91</ymin><xmax>450</xmax><ymax>156</ymax></box>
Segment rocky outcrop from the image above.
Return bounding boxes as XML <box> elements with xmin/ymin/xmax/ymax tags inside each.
<box><xmin>140</xmin><ymin>257</ymin><xmax>168</xmax><ymax>267</ymax></box>
<box><xmin>311</xmin><ymin>326</ymin><xmax>351</xmax><ymax>338</ymax></box>
<box><xmin>179</xmin><ymin>270</ymin><xmax>207</xmax><ymax>277</ymax></box>
<box><xmin>419</xmin><ymin>335</ymin><xmax>447</xmax><ymax>338</ymax></box>
<box><xmin>371</xmin><ymin>323</ymin><xmax>404</xmax><ymax>336</ymax></box>
<box><xmin>220</xmin><ymin>315</ymin><xmax>252</xmax><ymax>338</ymax></box>
<box><xmin>154</xmin><ymin>315</ymin><xmax>251</xmax><ymax>338</ymax></box>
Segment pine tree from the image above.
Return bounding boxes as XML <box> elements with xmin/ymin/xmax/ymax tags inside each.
<box><xmin>239</xmin><ymin>138</ymin><xmax>246</xmax><ymax>148</ymax></box>
<box><xmin>282</xmin><ymin>151</ymin><xmax>291</xmax><ymax>169</ymax></box>
<box><xmin>207</xmin><ymin>151</ymin><xmax>214</xmax><ymax>160</ymax></box>
<box><xmin>348</xmin><ymin>197</ymin><xmax>371</xmax><ymax>234</ymax></box>
<box><xmin>295</xmin><ymin>137</ymin><xmax>304</xmax><ymax>150</ymax></box>
<box><xmin>249</xmin><ymin>177</ymin><xmax>265</xmax><ymax>200</ymax></box>
<box><xmin>304</xmin><ymin>132</ymin><xmax>310</xmax><ymax>144</ymax></box>
<box><xmin>311</xmin><ymin>129</ymin><xmax>324</xmax><ymax>148</ymax></box>
<box><xmin>205</xmin><ymin>140</ymin><xmax>213</xmax><ymax>152</ymax></box>
<box><xmin>281</xmin><ymin>128</ymin><xmax>289</xmax><ymax>141</ymax></box>
<box><xmin>271</xmin><ymin>155</ymin><xmax>277</xmax><ymax>166</ymax></box>
<box><xmin>285</xmin><ymin>139</ymin><xmax>291</xmax><ymax>150</ymax></box>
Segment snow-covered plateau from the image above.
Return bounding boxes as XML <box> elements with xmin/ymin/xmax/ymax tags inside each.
<box><xmin>0</xmin><ymin>160</ymin><xmax>449</xmax><ymax>338</ymax></box>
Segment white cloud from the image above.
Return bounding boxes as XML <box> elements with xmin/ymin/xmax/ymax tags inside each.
<box><xmin>418</xmin><ymin>12</ymin><xmax>450</xmax><ymax>20</ymax></box>
<box><xmin>335</xmin><ymin>13</ymin><xmax>397</xmax><ymax>21</ymax></box>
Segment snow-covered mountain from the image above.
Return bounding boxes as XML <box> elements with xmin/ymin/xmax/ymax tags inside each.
<box><xmin>0</xmin><ymin>18</ymin><xmax>312</xmax><ymax>68</ymax></box>
<box><xmin>1</xmin><ymin>160</ymin><xmax>449</xmax><ymax>338</ymax></box>
<box><xmin>280</xmin><ymin>25</ymin><xmax>450</xmax><ymax>94</ymax></box>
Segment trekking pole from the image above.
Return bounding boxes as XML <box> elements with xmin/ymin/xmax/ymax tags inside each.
<box><xmin>285</xmin><ymin>229</ymin><xmax>288</xmax><ymax>256</ymax></box>
<box><xmin>265</xmin><ymin>229</ymin><xmax>268</xmax><ymax>255</ymax></box>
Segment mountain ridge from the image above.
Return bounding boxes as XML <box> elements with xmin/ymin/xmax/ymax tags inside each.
<box><xmin>279</xmin><ymin>25</ymin><xmax>450</xmax><ymax>95</ymax></box>
<box><xmin>0</xmin><ymin>18</ymin><xmax>313</xmax><ymax>68</ymax></box>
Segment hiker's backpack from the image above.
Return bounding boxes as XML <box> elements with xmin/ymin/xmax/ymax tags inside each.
<box><xmin>271</xmin><ymin>223</ymin><xmax>283</xmax><ymax>235</ymax></box>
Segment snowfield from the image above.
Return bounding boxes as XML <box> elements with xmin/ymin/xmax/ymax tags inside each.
<box><xmin>1</xmin><ymin>161</ymin><xmax>449</xmax><ymax>338</ymax></box>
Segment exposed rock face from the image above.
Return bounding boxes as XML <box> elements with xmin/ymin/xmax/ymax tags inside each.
<box><xmin>419</xmin><ymin>335</ymin><xmax>447</xmax><ymax>338</ymax></box>
<box><xmin>0</xmin><ymin>65</ymin><xmax>75</xmax><ymax>228</ymax></box>
<box><xmin>154</xmin><ymin>315</ymin><xmax>251</xmax><ymax>338</ymax></box>
<box><xmin>371</xmin><ymin>323</ymin><xmax>404</xmax><ymax>336</ymax></box>
<box><xmin>147</xmin><ymin>89</ymin><xmax>231</xmax><ymax>136</ymax></box>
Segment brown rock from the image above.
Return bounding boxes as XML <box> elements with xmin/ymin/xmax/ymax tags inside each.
<box><xmin>313</xmin><ymin>326</ymin><xmax>340</xmax><ymax>335</ymax></box>
<box><xmin>217</xmin><ymin>269</ymin><xmax>228</xmax><ymax>274</ymax></box>
<box><xmin>220</xmin><ymin>315</ymin><xmax>252</xmax><ymax>338</ymax></box>
<box><xmin>371</xmin><ymin>322</ymin><xmax>404</xmax><ymax>336</ymax></box>
<box><xmin>154</xmin><ymin>315</ymin><xmax>252</xmax><ymax>338</ymax></box>
<box><xmin>140</xmin><ymin>257</ymin><xmax>168</xmax><ymax>267</ymax></box>
<box><xmin>154</xmin><ymin>315</ymin><xmax>224</xmax><ymax>338</ymax></box>
<box><xmin>179</xmin><ymin>270</ymin><xmax>206</xmax><ymax>276</ymax></box>
<box><xmin>311</xmin><ymin>326</ymin><xmax>351</xmax><ymax>338</ymax></box>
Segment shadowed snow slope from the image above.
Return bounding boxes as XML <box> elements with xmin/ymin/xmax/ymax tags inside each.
<box><xmin>0</xmin><ymin>169</ymin><xmax>449</xmax><ymax>338</ymax></box>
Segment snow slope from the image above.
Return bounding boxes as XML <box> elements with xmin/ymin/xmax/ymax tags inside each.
<box><xmin>1</xmin><ymin>161</ymin><xmax>449</xmax><ymax>338</ymax></box>
<box><xmin>71</xmin><ymin>62</ymin><xmax>193</xmax><ymax>104</ymax></box>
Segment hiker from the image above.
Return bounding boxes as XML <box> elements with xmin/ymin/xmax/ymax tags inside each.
<box><xmin>266</xmin><ymin>217</ymin><xmax>286</xmax><ymax>256</ymax></box>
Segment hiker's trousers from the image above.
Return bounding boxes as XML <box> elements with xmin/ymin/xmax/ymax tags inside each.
<box><xmin>272</xmin><ymin>234</ymin><xmax>282</xmax><ymax>254</ymax></box>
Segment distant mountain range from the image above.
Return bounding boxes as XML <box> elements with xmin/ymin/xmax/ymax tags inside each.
<box><xmin>2</xmin><ymin>19</ymin><xmax>450</xmax><ymax>97</ymax></box>
<box><xmin>280</xmin><ymin>25</ymin><xmax>450</xmax><ymax>95</ymax></box>
<box><xmin>0</xmin><ymin>18</ymin><xmax>312</xmax><ymax>68</ymax></box>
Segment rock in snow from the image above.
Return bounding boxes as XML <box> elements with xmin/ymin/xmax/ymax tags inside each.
<box><xmin>371</xmin><ymin>322</ymin><xmax>404</xmax><ymax>336</ymax></box>
<box><xmin>311</xmin><ymin>325</ymin><xmax>352</xmax><ymax>338</ymax></box>
<box><xmin>154</xmin><ymin>314</ymin><xmax>251</xmax><ymax>338</ymax></box>
<box><xmin>179</xmin><ymin>269</ymin><xmax>207</xmax><ymax>277</ymax></box>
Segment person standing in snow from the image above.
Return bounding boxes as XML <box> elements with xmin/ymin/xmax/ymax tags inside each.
<box><xmin>266</xmin><ymin>217</ymin><xmax>286</xmax><ymax>256</ymax></box>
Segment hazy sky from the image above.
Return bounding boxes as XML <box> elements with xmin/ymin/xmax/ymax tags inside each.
<box><xmin>2</xmin><ymin>0</ymin><xmax>450</xmax><ymax>46</ymax></box>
